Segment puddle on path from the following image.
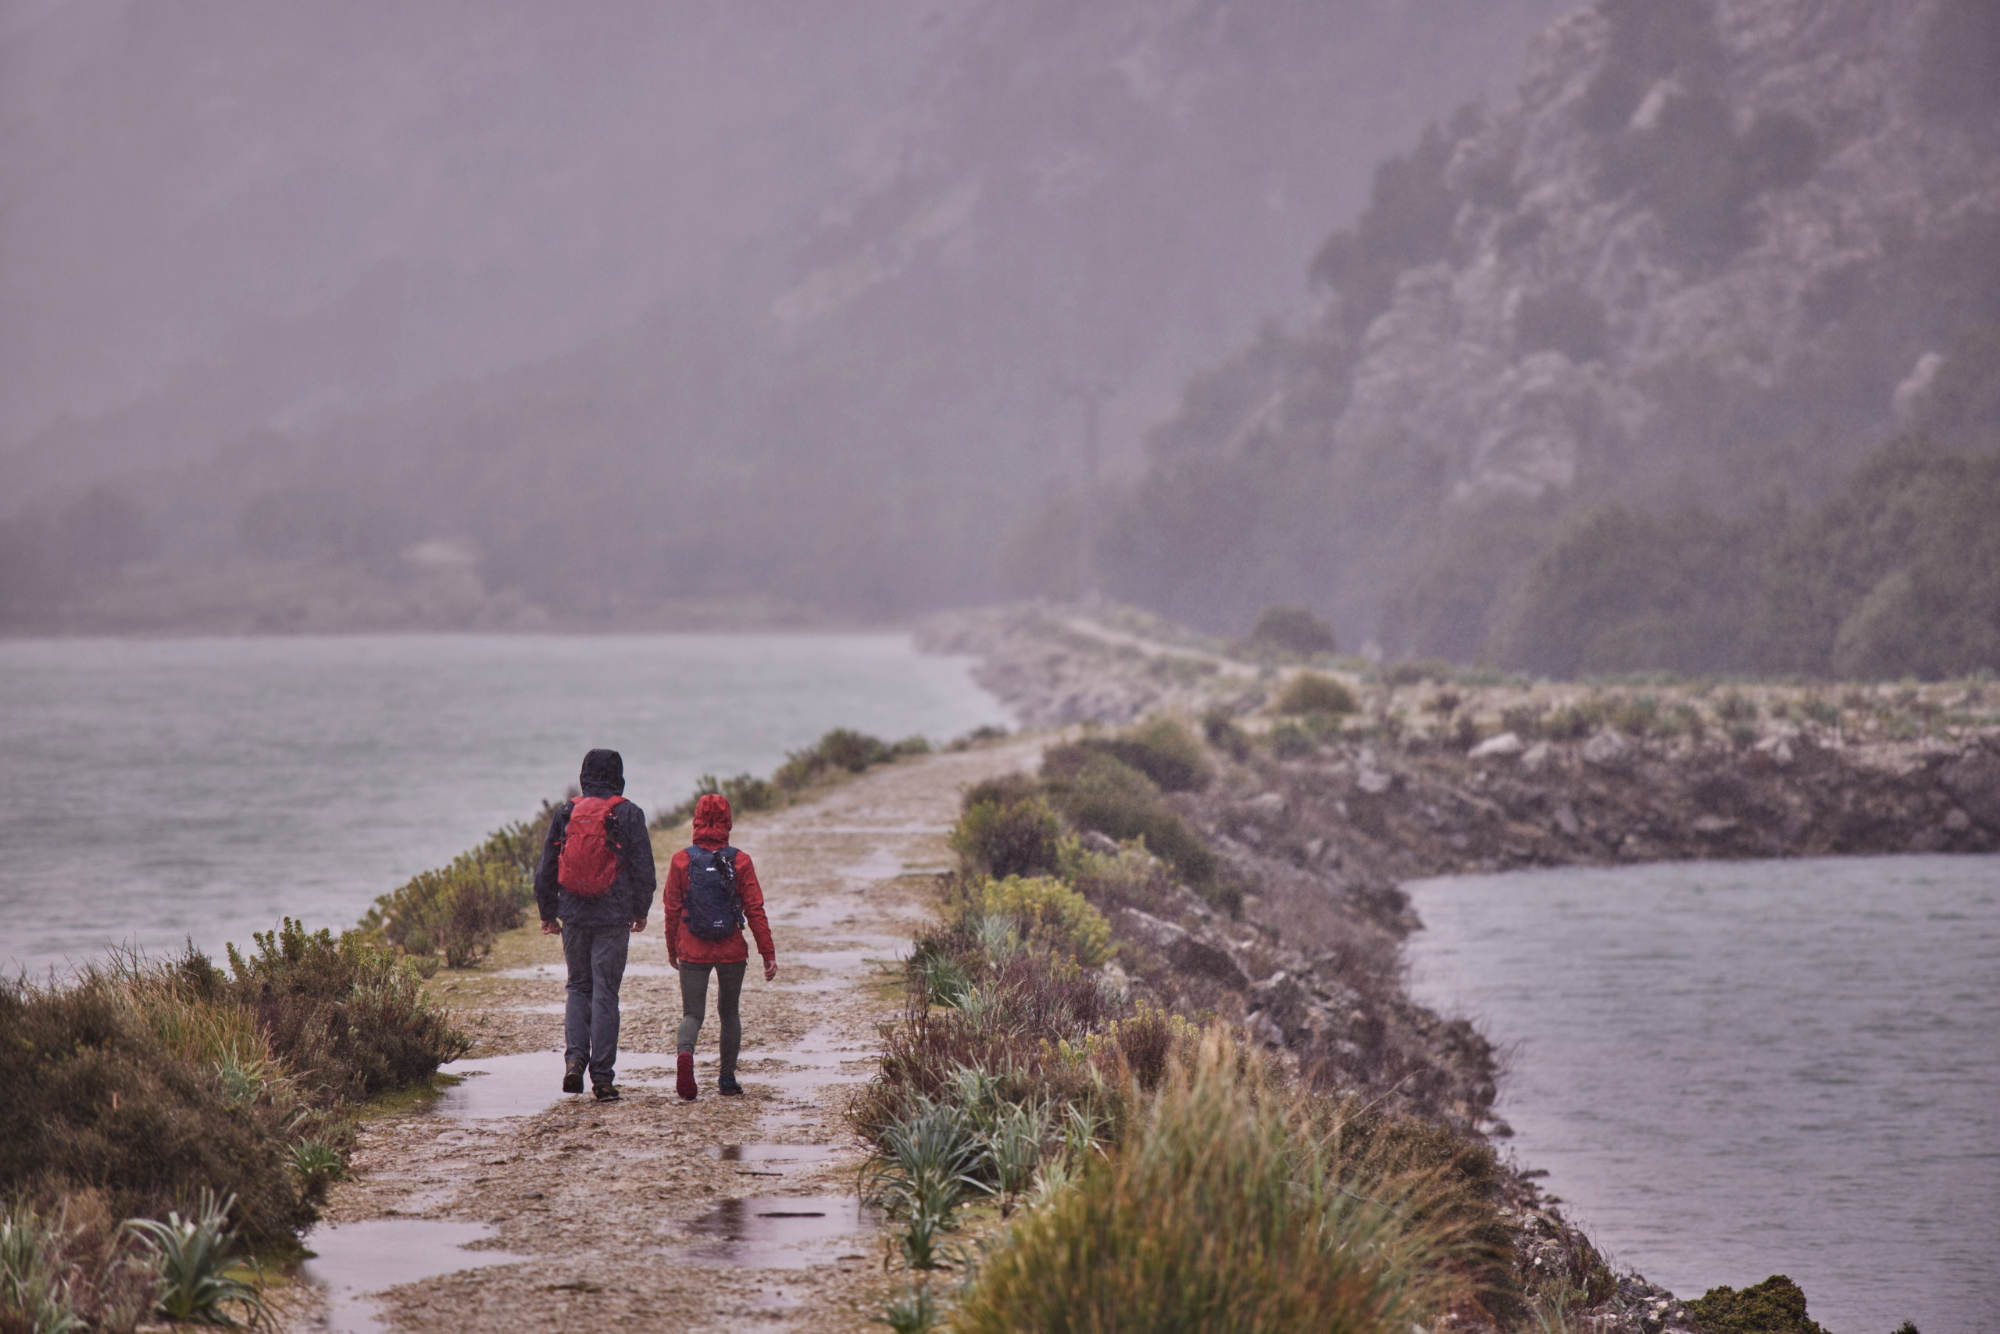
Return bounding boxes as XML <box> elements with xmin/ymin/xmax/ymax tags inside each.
<box><xmin>303</xmin><ymin>1218</ymin><xmax>526</xmax><ymax>1334</ymax></box>
<box><xmin>666</xmin><ymin>1195</ymin><xmax>878</xmax><ymax>1270</ymax></box>
<box><xmin>435</xmin><ymin>1052</ymin><xmax>681</xmax><ymax>1121</ymax></box>
<box><xmin>835</xmin><ymin>847</ymin><xmax>905</xmax><ymax>883</ymax></box>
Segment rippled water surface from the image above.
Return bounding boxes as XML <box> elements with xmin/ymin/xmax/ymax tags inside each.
<box><xmin>0</xmin><ymin>633</ymin><xmax>1007</xmax><ymax>976</ymax></box>
<box><xmin>1407</xmin><ymin>855</ymin><xmax>2000</xmax><ymax>1334</ymax></box>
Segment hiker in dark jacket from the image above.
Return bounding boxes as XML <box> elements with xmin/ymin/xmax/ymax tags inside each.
<box><xmin>534</xmin><ymin>748</ymin><xmax>656</xmax><ymax>1101</ymax></box>
<box><xmin>661</xmin><ymin>792</ymin><xmax>776</xmax><ymax>1100</ymax></box>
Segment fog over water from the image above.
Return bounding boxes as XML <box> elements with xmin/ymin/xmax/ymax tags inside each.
<box><xmin>0</xmin><ymin>634</ymin><xmax>1008</xmax><ymax>977</ymax></box>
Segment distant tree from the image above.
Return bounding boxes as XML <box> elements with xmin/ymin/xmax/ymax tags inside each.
<box><xmin>1247</xmin><ymin>605</ymin><xmax>1337</xmax><ymax>657</ymax></box>
<box><xmin>1490</xmin><ymin>501</ymin><xmax>1771</xmax><ymax>678</ymax></box>
<box><xmin>1761</xmin><ymin>438</ymin><xmax>2000</xmax><ymax>679</ymax></box>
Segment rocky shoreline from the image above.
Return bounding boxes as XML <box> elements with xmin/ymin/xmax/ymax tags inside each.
<box><xmin>922</xmin><ymin>601</ymin><xmax>1999</xmax><ymax>1332</ymax></box>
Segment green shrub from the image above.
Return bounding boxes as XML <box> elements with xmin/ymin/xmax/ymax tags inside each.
<box><xmin>1200</xmin><ymin>707</ymin><xmax>1252</xmax><ymax>761</ymax></box>
<box><xmin>224</xmin><ymin>920</ymin><xmax>468</xmax><ymax>1103</ymax></box>
<box><xmin>951</xmin><ymin>794</ymin><xmax>1064</xmax><ymax>880</ymax></box>
<box><xmin>1715</xmin><ymin>689</ymin><xmax>1758</xmax><ymax>723</ymax></box>
<box><xmin>1384</xmin><ymin>658</ymin><xmax>1454</xmax><ymax>687</ymax></box>
<box><xmin>1267</xmin><ymin>721</ymin><xmax>1316</xmax><ymax>758</ymax></box>
<box><xmin>1040</xmin><ymin>748</ymin><xmax>1217</xmax><ymax>894</ymax></box>
<box><xmin>977</xmin><ymin>876</ymin><xmax>1112</xmax><ymax>967</ymax></box>
<box><xmin>951</xmin><ymin>1029</ymin><xmax>1483</xmax><ymax>1334</ymax></box>
<box><xmin>1077</xmin><ymin>716</ymin><xmax>1214</xmax><ymax>793</ymax></box>
<box><xmin>0</xmin><ymin>974</ymin><xmax>309</xmax><ymax>1252</ymax></box>
<box><xmin>1246</xmin><ymin>605</ymin><xmax>1337</xmax><ymax>657</ymax></box>
<box><xmin>1686</xmin><ymin>1275</ymin><xmax>1827</xmax><ymax>1334</ymax></box>
<box><xmin>1274</xmin><ymin>672</ymin><xmax>1359</xmax><ymax>716</ymax></box>
<box><xmin>370</xmin><ymin>860</ymin><xmax>523</xmax><ymax>966</ymax></box>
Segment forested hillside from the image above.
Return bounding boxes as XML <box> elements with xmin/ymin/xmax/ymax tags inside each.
<box><xmin>2</xmin><ymin>0</ymin><xmax>1564</xmax><ymax>631</ymax></box>
<box><xmin>1084</xmin><ymin>0</ymin><xmax>1999</xmax><ymax>679</ymax></box>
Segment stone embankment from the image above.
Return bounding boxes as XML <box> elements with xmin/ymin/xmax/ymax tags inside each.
<box><xmin>923</xmin><ymin>601</ymin><xmax>1999</xmax><ymax>1333</ymax></box>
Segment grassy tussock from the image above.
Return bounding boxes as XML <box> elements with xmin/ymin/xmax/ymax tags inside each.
<box><xmin>0</xmin><ymin>926</ymin><xmax>463</xmax><ymax>1262</ymax></box>
<box><xmin>361</xmin><ymin>803</ymin><xmax>559</xmax><ymax>966</ymax></box>
<box><xmin>950</xmin><ymin>1028</ymin><xmax>1492</xmax><ymax>1334</ymax></box>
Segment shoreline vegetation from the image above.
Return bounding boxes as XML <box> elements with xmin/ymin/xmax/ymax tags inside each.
<box><xmin>8</xmin><ymin>605</ymin><xmax>1985</xmax><ymax>1331</ymax></box>
<box><xmin>0</xmin><ymin>725</ymin><xmax>958</xmax><ymax>1333</ymax></box>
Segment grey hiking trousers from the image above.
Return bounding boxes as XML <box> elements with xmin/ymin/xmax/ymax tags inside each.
<box><xmin>677</xmin><ymin>960</ymin><xmax>748</xmax><ymax>1080</ymax></box>
<box><xmin>563</xmin><ymin>923</ymin><xmax>629</xmax><ymax>1086</ymax></box>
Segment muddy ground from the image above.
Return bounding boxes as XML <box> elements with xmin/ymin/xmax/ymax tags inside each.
<box><xmin>283</xmin><ymin>737</ymin><xmax>1043</xmax><ymax>1334</ymax></box>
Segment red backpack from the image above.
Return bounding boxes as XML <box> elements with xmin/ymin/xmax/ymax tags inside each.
<box><xmin>557</xmin><ymin>796</ymin><xmax>625</xmax><ymax>897</ymax></box>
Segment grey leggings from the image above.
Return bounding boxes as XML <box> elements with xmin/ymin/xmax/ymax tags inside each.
<box><xmin>677</xmin><ymin>961</ymin><xmax>748</xmax><ymax>1078</ymax></box>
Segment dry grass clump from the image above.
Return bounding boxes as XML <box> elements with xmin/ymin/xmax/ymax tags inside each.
<box><xmin>951</xmin><ymin>1028</ymin><xmax>1500</xmax><ymax>1334</ymax></box>
<box><xmin>0</xmin><ymin>927</ymin><xmax>463</xmax><ymax>1260</ymax></box>
<box><xmin>1274</xmin><ymin>671</ymin><xmax>1361</xmax><ymax>717</ymax></box>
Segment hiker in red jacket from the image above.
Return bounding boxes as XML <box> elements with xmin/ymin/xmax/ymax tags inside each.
<box><xmin>662</xmin><ymin>792</ymin><xmax>776</xmax><ymax>1100</ymax></box>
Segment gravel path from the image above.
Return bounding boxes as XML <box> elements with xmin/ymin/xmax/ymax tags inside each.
<box><xmin>289</xmin><ymin>737</ymin><xmax>1042</xmax><ymax>1334</ymax></box>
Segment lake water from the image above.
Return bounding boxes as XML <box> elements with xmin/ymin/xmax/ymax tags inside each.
<box><xmin>1406</xmin><ymin>855</ymin><xmax>2000</xmax><ymax>1334</ymax></box>
<box><xmin>0</xmin><ymin>633</ymin><xmax>1009</xmax><ymax>978</ymax></box>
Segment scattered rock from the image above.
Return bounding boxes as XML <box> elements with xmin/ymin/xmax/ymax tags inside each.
<box><xmin>1079</xmin><ymin>830</ymin><xmax>1121</xmax><ymax>855</ymax></box>
<box><xmin>1357</xmin><ymin>767</ymin><xmax>1394</xmax><ymax>795</ymax></box>
<box><xmin>1246</xmin><ymin>790</ymin><xmax>1288</xmax><ymax>818</ymax></box>
<box><xmin>1521</xmin><ymin>739</ymin><xmax>1554</xmax><ymax>773</ymax></box>
<box><xmin>1753</xmin><ymin>735</ymin><xmax>1795</xmax><ymax>768</ymax></box>
<box><xmin>1944</xmin><ymin>807</ymin><xmax>1972</xmax><ymax>834</ymax></box>
<box><xmin>1691</xmin><ymin>815</ymin><xmax>1738</xmax><ymax>835</ymax></box>
<box><xmin>1582</xmin><ymin>728</ymin><xmax>1631</xmax><ymax>770</ymax></box>
<box><xmin>1554</xmin><ymin>801</ymin><xmax>1581</xmax><ymax>838</ymax></box>
<box><xmin>1469</xmin><ymin>730</ymin><xmax>1525</xmax><ymax>760</ymax></box>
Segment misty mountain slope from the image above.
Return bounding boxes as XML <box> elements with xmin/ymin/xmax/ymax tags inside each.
<box><xmin>0</xmin><ymin>0</ymin><xmax>942</xmax><ymax>491</ymax></box>
<box><xmin>3</xmin><ymin>0</ymin><xmax>1575</xmax><ymax>628</ymax></box>
<box><xmin>1096</xmin><ymin>0</ymin><xmax>2000</xmax><ymax>675</ymax></box>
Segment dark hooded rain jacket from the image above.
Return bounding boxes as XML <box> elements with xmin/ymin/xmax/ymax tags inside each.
<box><xmin>533</xmin><ymin>748</ymin><xmax>657</xmax><ymax>929</ymax></box>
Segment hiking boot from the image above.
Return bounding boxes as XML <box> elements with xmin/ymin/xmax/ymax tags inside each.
<box><xmin>717</xmin><ymin>1074</ymin><xmax>743</xmax><ymax>1097</ymax></box>
<box><xmin>592</xmin><ymin>1082</ymin><xmax>621</xmax><ymax>1102</ymax></box>
<box><xmin>676</xmin><ymin>1052</ymin><xmax>697</xmax><ymax>1102</ymax></box>
<box><xmin>562</xmin><ymin>1059</ymin><xmax>585</xmax><ymax>1095</ymax></box>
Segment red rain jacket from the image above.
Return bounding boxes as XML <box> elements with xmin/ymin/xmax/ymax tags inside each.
<box><xmin>662</xmin><ymin>793</ymin><xmax>775</xmax><ymax>966</ymax></box>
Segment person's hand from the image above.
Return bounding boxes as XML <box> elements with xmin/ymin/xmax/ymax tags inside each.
<box><xmin>629</xmin><ymin>918</ymin><xmax>645</xmax><ymax>934</ymax></box>
<box><xmin>539</xmin><ymin>920</ymin><xmax>560</xmax><ymax>936</ymax></box>
<box><xmin>666</xmin><ymin>951</ymin><xmax>679</xmax><ymax>972</ymax></box>
<box><xmin>763</xmin><ymin>959</ymin><xmax>778</xmax><ymax>982</ymax></box>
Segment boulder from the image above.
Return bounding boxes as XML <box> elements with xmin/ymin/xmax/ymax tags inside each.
<box><xmin>1245</xmin><ymin>790</ymin><xmax>1288</xmax><ymax>818</ymax></box>
<box><xmin>1520</xmin><ymin>740</ymin><xmax>1554</xmax><ymax>773</ymax></box>
<box><xmin>1469</xmin><ymin>730</ymin><xmax>1525</xmax><ymax>760</ymax></box>
<box><xmin>1581</xmin><ymin>728</ymin><xmax>1631</xmax><ymax>770</ymax></box>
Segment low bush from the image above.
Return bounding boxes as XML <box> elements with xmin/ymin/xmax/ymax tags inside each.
<box><xmin>976</xmin><ymin>876</ymin><xmax>1112</xmax><ymax>967</ymax></box>
<box><xmin>1267</xmin><ymin>720</ymin><xmax>1316</xmax><ymax>758</ymax></box>
<box><xmin>1246</xmin><ymin>605</ymin><xmax>1338</xmax><ymax>658</ymax></box>
<box><xmin>1274</xmin><ymin>672</ymin><xmax>1359</xmax><ymax>716</ymax></box>
<box><xmin>950</xmin><ymin>1029</ymin><xmax>1487</xmax><ymax>1334</ymax></box>
<box><xmin>369</xmin><ymin>860</ymin><xmax>523</xmax><ymax>966</ymax></box>
<box><xmin>1686</xmin><ymin>1275</ymin><xmax>1828</xmax><ymax>1334</ymax></box>
<box><xmin>1200</xmin><ymin>706</ymin><xmax>1252</xmax><ymax>761</ymax></box>
<box><xmin>1040</xmin><ymin>748</ymin><xmax>1217</xmax><ymax>894</ymax></box>
<box><xmin>950</xmin><ymin>793</ymin><xmax>1064</xmax><ymax>880</ymax></box>
<box><xmin>771</xmin><ymin>727</ymin><xmax>901</xmax><ymax>791</ymax></box>
<box><xmin>1076</xmin><ymin>715</ymin><xmax>1213</xmax><ymax>793</ymax></box>
<box><xmin>221</xmin><ymin>920</ymin><xmax>468</xmax><ymax>1104</ymax></box>
<box><xmin>0</xmin><ymin>972</ymin><xmax>309</xmax><ymax>1251</ymax></box>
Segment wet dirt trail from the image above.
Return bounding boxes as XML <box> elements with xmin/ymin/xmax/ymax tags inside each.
<box><xmin>290</xmin><ymin>737</ymin><xmax>1042</xmax><ymax>1334</ymax></box>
